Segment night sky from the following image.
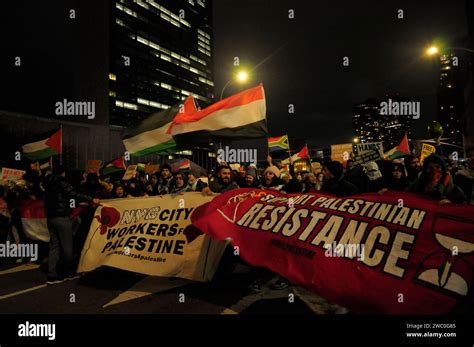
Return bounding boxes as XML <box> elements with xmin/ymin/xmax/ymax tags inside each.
<box><xmin>213</xmin><ymin>0</ymin><xmax>468</xmax><ymax>148</ymax></box>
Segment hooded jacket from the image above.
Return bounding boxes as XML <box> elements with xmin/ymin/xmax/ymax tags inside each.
<box><xmin>454</xmin><ymin>167</ymin><xmax>474</xmax><ymax>204</ymax></box>
<box><xmin>407</xmin><ymin>154</ymin><xmax>467</xmax><ymax>203</ymax></box>
<box><xmin>42</xmin><ymin>174</ymin><xmax>93</xmax><ymax>218</ymax></box>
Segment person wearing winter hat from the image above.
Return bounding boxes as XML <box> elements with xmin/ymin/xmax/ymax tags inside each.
<box><xmin>242</xmin><ymin>165</ymin><xmax>259</xmax><ymax>188</ymax></box>
<box><xmin>259</xmin><ymin>166</ymin><xmax>284</xmax><ymax>191</ymax></box>
<box><xmin>321</xmin><ymin>161</ymin><xmax>358</xmax><ymax>197</ymax></box>
<box><xmin>454</xmin><ymin>146</ymin><xmax>474</xmax><ymax>205</ymax></box>
<box><xmin>407</xmin><ymin>154</ymin><xmax>467</xmax><ymax>204</ymax></box>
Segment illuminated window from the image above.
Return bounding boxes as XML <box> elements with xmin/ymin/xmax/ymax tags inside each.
<box><xmin>124</xmin><ymin>102</ymin><xmax>138</xmax><ymax>110</ymax></box>
<box><xmin>161</xmin><ymin>54</ymin><xmax>171</xmax><ymax>62</ymax></box>
<box><xmin>161</xmin><ymin>83</ymin><xmax>172</xmax><ymax>90</ymax></box>
<box><xmin>109</xmin><ymin>90</ymin><xmax>117</xmax><ymax>97</ymax></box>
<box><xmin>115</xmin><ymin>100</ymin><xmax>124</xmax><ymax>107</ymax></box>
<box><xmin>109</xmin><ymin>73</ymin><xmax>117</xmax><ymax>81</ymax></box>
<box><xmin>137</xmin><ymin>98</ymin><xmax>150</xmax><ymax>105</ymax></box>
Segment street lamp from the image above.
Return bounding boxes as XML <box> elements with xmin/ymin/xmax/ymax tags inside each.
<box><xmin>220</xmin><ymin>69</ymin><xmax>249</xmax><ymax>100</ymax></box>
<box><xmin>353</xmin><ymin>137</ymin><xmax>359</xmax><ymax>143</ymax></box>
<box><xmin>426</xmin><ymin>46</ymin><xmax>439</xmax><ymax>56</ymax></box>
<box><xmin>425</xmin><ymin>44</ymin><xmax>474</xmax><ymax>56</ymax></box>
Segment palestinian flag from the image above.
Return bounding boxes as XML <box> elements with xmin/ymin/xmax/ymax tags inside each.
<box><xmin>101</xmin><ymin>156</ymin><xmax>126</xmax><ymax>176</ymax></box>
<box><xmin>19</xmin><ymin>199</ymin><xmax>49</xmax><ymax>242</ymax></box>
<box><xmin>282</xmin><ymin>145</ymin><xmax>309</xmax><ymax>164</ymax></box>
<box><xmin>170</xmin><ymin>159</ymin><xmax>191</xmax><ymax>172</ymax></box>
<box><xmin>121</xmin><ymin>96</ymin><xmax>198</xmax><ymax>157</ymax></box>
<box><xmin>169</xmin><ymin>84</ymin><xmax>267</xmax><ymax>144</ymax></box>
<box><xmin>268</xmin><ymin>135</ymin><xmax>289</xmax><ymax>152</ymax></box>
<box><xmin>22</xmin><ymin>129</ymin><xmax>62</xmax><ymax>161</ymax></box>
<box><xmin>384</xmin><ymin>135</ymin><xmax>410</xmax><ymax>160</ymax></box>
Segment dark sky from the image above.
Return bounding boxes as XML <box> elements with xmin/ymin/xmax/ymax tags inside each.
<box><xmin>213</xmin><ymin>0</ymin><xmax>469</xmax><ymax>148</ymax></box>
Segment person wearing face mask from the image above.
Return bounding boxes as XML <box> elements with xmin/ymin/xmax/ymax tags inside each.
<box><xmin>363</xmin><ymin>161</ymin><xmax>385</xmax><ymax>192</ymax></box>
<box><xmin>454</xmin><ymin>146</ymin><xmax>474</xmax><ymax>205</ymax></box>
<box><xmin>407</xmin><ymin>154</ymin><xmax>467</xmax><ymax>204</ymax></box>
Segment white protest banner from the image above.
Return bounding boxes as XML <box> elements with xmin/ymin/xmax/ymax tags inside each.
<box><xmin>78</xmin><ymin>192</ymin><xmax>227</xmax><ymax>281</ymax></box>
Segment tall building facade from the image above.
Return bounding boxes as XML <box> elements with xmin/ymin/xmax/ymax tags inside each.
<box><xmin>0</xmin><ymin>0</ymin><xmax>215</xmax><ymax>169</ymax></box>
<box><xmin>353</xmin><ymin>95</ymin><xmax>413</xmax><ymax>151</ymax></box>
<box><xmin>437</xmin><ymin>52</ymin><xmax>465</xmax><ymax>150</ymax></box>
<box><xmin>110</xmin><ymin>0</ymin><xmax>214</xmax><ymax>126</ymax></box>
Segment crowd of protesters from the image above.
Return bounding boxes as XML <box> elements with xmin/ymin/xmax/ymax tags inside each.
<box><xmin>0</xmin><ymin>147</ymin><xmax>473</xmax><ymax>286</ymax></box>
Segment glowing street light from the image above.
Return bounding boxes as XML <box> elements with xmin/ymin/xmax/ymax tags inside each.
<box><xmin>353</xmin><ymin>137</ymin><xmax>359</xmax><ymax>143</ymax></box>
<box><xmin>220</xmin><ymin>69</ymin><xmax>249</xmax><ymax>100</ymax></box>
<box><xmin>426</xmin><ymin>46</ymin><xmax>439</xmax><ymax>56</ymax></box>
<box><xmin>236</xmin><ymin>71</ymin><xmax>248</xmax><ymax>82</ymax></box>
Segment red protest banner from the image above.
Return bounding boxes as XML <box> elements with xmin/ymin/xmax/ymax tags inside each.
<box><xmin>186</xmin><ymin>188</ymin><xmax>474</xmax><ymax>314</ymax></box>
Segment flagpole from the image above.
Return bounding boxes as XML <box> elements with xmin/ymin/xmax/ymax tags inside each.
<box><xmin>59</xmin><ymin>124</ymin><xmax>63</xmax><ymax>165</ymax></box>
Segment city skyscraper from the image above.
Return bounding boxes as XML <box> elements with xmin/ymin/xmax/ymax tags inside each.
<box><xmin>353</xmin><ymin>95</ymin><xmax>413</xmax><ymax>152</ymax></box>
<box><xmin>110</xmin><ymin>0</ymin><xmax>215</xmax><ymax>126</ymax></box>
<box><xmin>437</xmin><ymin>52</ymin><xmax>465</xmax><ymax>151</ymax></box>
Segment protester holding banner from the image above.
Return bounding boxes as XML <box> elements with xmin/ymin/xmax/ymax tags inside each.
<box><xmin>379</xmin><ymin>162</ymin><xmax>409</xmax><ymax>193</ymax></box>
<box><xmin>204</xmin><ymin>165</ymin><xmax>239</xmax><ymax>194</ymax></box>
<box><xmin>454</xmin><ymin>146</ymin><xmax>474</xmax><ymax>205</ymax></box>
<box><xmin>404</xmin><ymin>154</ymin><xmax>421</xmax><ymax>184</ymax></box>
<box><xmin>170</xmin><ymin>172</ymin><xmax>193</xmax><ymax>194</ymax></box>
<box><xmin>112</xmin><ymin>183</ymin><xmax>126</xmax><ymax>198</ymax></box>
<box><xmin>259</xmin><ymin>166</ymin><xmax>285</xmax><ymax>191</ymax></box>
<box><xmin>321</xmin><ymin>161</ymin><xmax>358</xmax><ymax>197</ymax></box>
<box><xmin>156</xmin><ymin>164</ymin><xmax>174</xmax><ymax>195</ymax></box>
<box><xmin>42</xmin><ymin>166</ymin><xmax>100</xmax><ymax>284</ymax></box>
<box><xmin>407</xmin><ymin>154</ymin><xmax>467</xmax><ymax>204</ymax></box>
<box><xmin>145</xmin><ymin>174</ymin><xmax>159</xmax><ymax>196</ymax></box>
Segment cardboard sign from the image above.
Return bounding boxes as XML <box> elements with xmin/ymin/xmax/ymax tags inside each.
<box><xmin>355</xmin><ymin>142</ymin><xmax>384</xmax><ymax>157</ymax></box>
<box><xmin>1</xmin><ymin>168</ymin><xmax>26</xmax><ymax>182</ymax></box>
<box><xmin>353</xmin><ymin>150</ymin><xmax>382</xmax><ymax>165</ymax></box>
<box><xmin>420</xmin><ymin>143</ymin><xmax>436</xmax><ymax>164</ymax></box>
<box><xmin>144</xmin><ymin>164</ymin><xmax>160</xmax><ymax>174</ymax></box>
<box><xmin>122</xmin><ymin>165</ymin><xmax>138</xmax><ymax>180</ymax></box>
<box><xmin>331</xmin><ymin>143</ymin><xmax>353</xmax><ymax>163</ymax></box>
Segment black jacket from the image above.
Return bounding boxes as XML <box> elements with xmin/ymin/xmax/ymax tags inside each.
<box><xmin>42</xmin><ymin>174</ymin><xmax>92</xmax><ymax>218</ymax></box>
<box><xmin>321</xmin><ymin>176</ymin><xmax>359</xmax><ymax>197</ymax></box>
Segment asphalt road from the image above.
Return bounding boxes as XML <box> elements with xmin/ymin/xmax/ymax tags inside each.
<box><xmin>0</xmin><ymin>260</ymin><xmax>347</xmax><ymax>315</ymax></box>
